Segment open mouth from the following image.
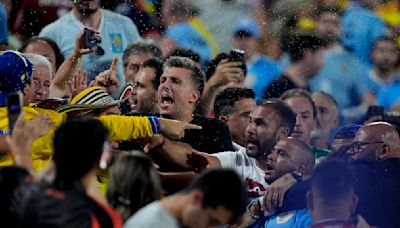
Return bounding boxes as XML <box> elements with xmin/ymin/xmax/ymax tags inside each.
<box><xmin>159</xmin><ymin>94</ymin><xmax>174</xmax><ymax>109</ymax></box>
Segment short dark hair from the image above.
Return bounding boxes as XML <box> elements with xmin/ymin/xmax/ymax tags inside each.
<box><xmin>312</xmin><ymin>158</ymin><xmax>354</xmax><ymax>202</ymax></box>
<box><xmin>205</xmin><ymin>53</ymin><xmax>246</xmax><ymax>81</ymax></box>
<box><xmin>257</xmin><ymin>99</ymin><xmax>296</xmax><ymax>134</ymax></box>
<box><xmin>372</xmin><ymin>36</ymin><xmax>398</xmax><ymax>51</ymax></box>
<box><xmin>214</xmin><ymin>87</ymin><xmax>255</xmax><ymax>118</ymax></box>
<box><xmin>183</xmin><ymin>168</ymin><xmax>247</xmax><ymax>221</ymax></box>
<box><xmin>19</xmin><ymin>36</ymin><xmax>65</xmax><ymax>70</ymax></box>
<box><xmin>142</xmin><ymin>57</ymin><xmax>164</xmax><ymax>90</ymax></box>
<box><xmin>168</xmin><ymin>48</ymin><xmax>201</xmax><ymax>64</ymax></box>
<box><xmin>317</xmin><ymin>7</ymin><xmax>341</xmax><ymax>18</ymax></box>
<box><xmin>123</xmin><ymin>41</ymin><xmax>163</xmax><ymax>67</ymax></box>
<box><xmin>281</xmin><ymin>89</ymin><xmax>317</xmax><ymax>119</ymax></box>
<box><xmin>164</xmin><ymin>56</ymin><xmax>205</xmax><ymax>95</ymax></box>
<box><xmin>280</xmin><ymin>32</ymin><xmax>327</xmax><ymax>62</ymax></box>
<box><xmin>53</xmin><ymin>118</ymin><xmax>108</xmax><ymax>183</ymax></box>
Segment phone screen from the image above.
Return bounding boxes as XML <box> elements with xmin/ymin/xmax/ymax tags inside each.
<box><xmin>7</xmin><ymin>91</ymin><xmax>23</xmax><ymax>134</ymax></box>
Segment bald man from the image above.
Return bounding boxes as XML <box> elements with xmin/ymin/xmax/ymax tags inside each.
<box><xmin>348</xmin><ymin>122</ymin><xmax>400</xmax><ymax>227</ymax></box>
<box><xmin>348</xmin><ymin>121</ymin><xmax>400</xmax><ymax>161</ymax></box>
<box><xmin>265</xmin><ymin>138</ymin><xmax>315</xmax><ymax>184</ymax></box>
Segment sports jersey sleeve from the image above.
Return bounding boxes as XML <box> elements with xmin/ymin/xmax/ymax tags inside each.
<box><xmin>212</xmin><ymin>151</ymin><xmax>238</xmax><ymax>169</ymax></box>
<box><xmin>97</xmin><ymin>115</ymin><xmax>153</xmax><ymax>141</ymax></box>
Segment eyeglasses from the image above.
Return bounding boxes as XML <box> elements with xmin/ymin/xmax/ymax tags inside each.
<box><xmin>351</xmin><ymin>141</ymin><xmax>384</xmax><ymax>151</ymax></box>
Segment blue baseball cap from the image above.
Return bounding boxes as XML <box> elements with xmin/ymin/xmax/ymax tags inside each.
<box><xmin>233</xmin><ymin>17</ymin><xmax>261</xmax><ymax>38</ymax></box>
<box><xmin>0</xmin><ymin>51</ymin><xmax>32</xmax><ymax>93</ymax></box>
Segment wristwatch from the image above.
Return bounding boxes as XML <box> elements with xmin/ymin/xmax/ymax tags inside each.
<box><xmin>291</xmin><ymin>171</ymin><xmax>303</xmax><ymax>183</ymax></box>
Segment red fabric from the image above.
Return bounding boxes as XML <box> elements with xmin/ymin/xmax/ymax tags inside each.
<box><xmin>88</xmin><ymin>196</ymin><xmax>123</xmax><ymax>228</ymax></box>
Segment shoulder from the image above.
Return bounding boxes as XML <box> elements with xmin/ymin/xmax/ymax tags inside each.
<box><xmin>103</xmin><ymin>9</ymin><xmax>132</xmax><ymax>23</ymax></box>
<box><xmin>125</xmin><ymin>202</ymin><xmax>178</xmax><ymax>228</ymax></box>
<box><xmin>192</xmin><ymin>115</ymin><xmax>229</xmax><ymax>130</ymax></box>
<box><xmin>40</xmin><ymin>12</ymin><xmax>73</xmax><ymax>35</ymax></box>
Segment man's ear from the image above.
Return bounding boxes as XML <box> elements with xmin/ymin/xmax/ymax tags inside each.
<box><xmin>189</xmin><ymin>90</ymin><xmax>201</xmax><ymax>104</ymax></box>
<box><xmin>190</xmin><ymin>190</ymin><xmax>204</xmax><ymax>205</ymax></box>
<box><xmin>219</xmin><ymin>115</ymin><xmax>229</xmax><ymax>124</ymax></box>
<box><xmin>277</xmin><ymin>127</ymin><xmax>290</xmax><ymax>139</ymax></box>
<box><xmin>306</xmin><ymin>191</ymin><xmax>314</xmax><ymax>211</ymax></box>
<box><xmin>378</xmin><ymin>143</ymin><xmax>390</xmax><ymax>160</ymax></box>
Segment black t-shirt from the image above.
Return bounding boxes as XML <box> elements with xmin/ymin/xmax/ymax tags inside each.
<box><xmin>351</xmin><ymin>158</ymin><xmax>400</xmax><ymax>228</ymax></box>
<box><xmin>182</xmin><ymin>115</ymin><xmax>234</xmax><ymax>153</ymax></box>
<box><xmin>263</xmin><ymin>75</ymin><xmax>309</xmax><ymax>99</ymax></box>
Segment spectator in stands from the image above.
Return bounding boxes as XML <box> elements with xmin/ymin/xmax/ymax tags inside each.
<box><xmin>125</xmin><ymin>168</ymin><xmax>248</xmax><ymax>228</ymax></box>
<box><xmin>122</xmin><ymin>41</ymin><xmax>163</xmax><ymax>84</ymax></box>
<box><xmin>39</xmin><ymin>0</ymin><xmax>141</xmax><ymax>85</ymax></box>
<box><xmin>310</xmin><ymin>91</ymin><xmax>340</xmax><ymax>149</ymax></box>
<box><xmin>159</xmin><ymin>0</ymin><xmax>216</xmax><ymax>65</ymax></box>
<box><xmin>365</xmin><ymin>37</ymin><xmax>400</xmax><ymax>106</ymax></box>
<box><xmin>107</xmin><ymin>151</ymin><xmax>162</xmax><ymax>222</ymax></box>
<box><xmin>331</xmin><ymin>124</ymin><xmax>361</xmax><ymax>152</ymax></box>
<box><xmin>19</xmin><ymin>36</ymin><xmax>64</xmax><ymax>76</ymax></box>
<box><xmin>264</xmin><ymin>33</ymin><xmax>326</xmax><ymax>99</ymax></box>
<box><xmin>129</xmin><ymin>58</ymin><xmax>164</xmax><ymax>114</ymax></box>
<box><xmin>310</xmin><ymin>7</ymin><xmax>369</xmax><ymax>110</ymax></box>
<box><xmin>213</xmin><ymin>87</ymin><xmax>256</xmax><ymax>148</ymax></box>
<box><xmin>23</xmin><ymin>53</ymin><xmax>52</xmax><ymax>105</ymax></box>
<box><xmin>307</xmin><ymin>159</ymin><xmax>360</xmax><ymax>228</ymax></box>
<box><xmin>232</xmin><ymin>17</ymin><xmax>281</xmax><ymax>101</ymax></box>
<box><xmin>281</xmin><ymin>89</ymin><xmax>330</xmax><ymax>159</ymax></box>
<box><xmin>341</xmin><ymin>0</ymin><xmax>387</xmax><ymax>66</ymax></box>
<box><xmin>13</xmin><ymin>118</ymin><xmax>123</xmax><ymax>227</ymax></box>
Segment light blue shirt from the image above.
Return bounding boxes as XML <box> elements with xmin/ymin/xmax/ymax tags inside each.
<box><xmin>245</xmin><ymin>55</ymin><xmax>281</xmax><ymax>101</ymax></box>
<box><xmin>0</xmin><ymin>4</ymin><xmax>8</xmax><ymax>44</ymax></box>
<box><xmin>263</xmin><ymin>209</ymin><xmax>312</xmax><ymax>228</ymax></box>
<box><xmin>377</xmin><ymin>80</ymin><xmax>400</xmax><ymax>110</ymax></box>
<box><xmin>310</xmin><ymin>45</ymin><xmax>369</xmax><ymax>109</ymax></box>
<box><xmin>340</xmin><ymin>2</ymin><xmax>387</xmax><ymax>66</ymax></box>
<box><xmin>166</xmin><ymin>22</ymin><xmax>212</xmax><ymax>65</ymax></box>
<box><xmin>39</xmin><ymin>9</ymin><xmax>141</xmax><ymax>85</ymax></box>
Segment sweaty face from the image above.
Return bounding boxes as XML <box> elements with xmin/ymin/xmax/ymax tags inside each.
<box><xmin>312</xmin><ymin>94</ymin><xmax>338</xmax><ymax>136</ymax></box>
<box><xmin>265</xmin><ymin>140</ymin><xmax>298</xmax><ymax>184</ymax></box>
<box><xmin>23</xmin><ymin>65</ymin><xmax>51</xmax><ymax>105</ymax></box>
<box><xmin>123</xmin><ymin>53</ymin><xmax>153</xmax><ymax>83</ymax></box>
<box><xmin>348</xmin><ymin>129</ymin><xmax>383</xmax><ymax>160</ymax></box>
<box><xmin>284</xmin><ymin>96</ymin><xmax>316</xmax><ymax>144</ymax></box>
<box><xmin>225</xmin><ymin>98</ymin><xmax>256</xmax><ymax>146</ymax></box>
<box><xmin>316</xmin><ymin>12</ymin><xmax>341</xmax><ymax>42</ymax></box>
<box><xmin>74</xmin><ymin>0</ymin><xmax>100</xmax><ymax>16</ymax></box>
<box><xmin>23</xmin><ymin>41</ymin><xmax>57</xmax><ymax>75</ymax></box>
<box><xmin>129</xmin><ymin>67</ymin><xmax>157</xmax><ymax>113</ymax></box>
<box><xmin>372</xmin><ymin>40</ymin><xmax>399</xmax><ymax>72</ymax></box>
<box><xmin>245</xmin><ymin>106</ymin><xmax>281</xmax><ymax>159</ymax></box>
<box><xmin>158</xmin><ymin>67</ymin><xmax>199</xmax><ymax>120</ymax></box>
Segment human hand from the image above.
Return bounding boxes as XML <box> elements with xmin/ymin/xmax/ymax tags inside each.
<box><xmin>68</xmin><ymin>69</ymin><xmax>88</xmax><ymax>99</ymax></box>
<box><xmin>92</xmin><ymin>57</ymin><xmax>120</xmax><ymax>94</ymax></box>
<box><xmin>73</xmin><ymin>28</ymin><xmax>100</xmax><ymax>57</ymax></box>
<box><xmin>187</xmin><ymin>150</ymin><xmax>209</xmax><ymax>172</ymax></box>
<box><xmin>209</xmin><ymin>59</ymin><xmax>245</xmax><ymax>87</ymax></box>
<box><xmin>158</xmin><ymin>118</ymin><xmax>201</xmax><ymax>140</ymax></box>
<box><xmin>263</xmin><ymin>173</ymin><xmax>296</xmax><ymax>212</ymax></box>
<box><xmin>5</xmin><ymin>113</ymin><xmax>53</xmax><ymax>170</ymax></box>
<box><xmin>143</xmin><ymin>134</ymin><xmax>165</xmax><ymax>153</ymax></box>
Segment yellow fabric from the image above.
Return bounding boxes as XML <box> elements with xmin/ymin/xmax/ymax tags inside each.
<box><xmin>297</xmin><ymin>18</ymin><xmax>316</xmax><ymax>31</ymax></box>
<box><xmin>0</xmin><ymin>107</ymin><xmax>154</xmax><ymax>173</ymax></box>
<box><xmin>376</xmin><ymin>2</ymin><xmax>400</xmax><ymax>26</ymax></box>
<box><xmin>189</xmin><ymin>18</ymin><xmax>219</xmax><ymax>58</ymax></box>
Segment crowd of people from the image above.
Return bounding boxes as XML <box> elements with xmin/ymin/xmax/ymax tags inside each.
<box><xmin>1</xmin><ymin>0</ymin><xmax>400</xmax><ymax>227</ymax></box>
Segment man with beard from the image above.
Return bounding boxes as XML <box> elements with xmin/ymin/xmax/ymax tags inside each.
<box><xmin>310</xmin><ymin>91</ymin><xmax>339</xmax><ymax>150</ymax></box>
<box><xmin>39</xmin><ymin>0</ymin><xmax>140</xmax><ymax>85</ymax></box>
<box><xmin>153</xmin><ymin>99</ymin><xmax>296</xmax><ymax>197</ymax></box>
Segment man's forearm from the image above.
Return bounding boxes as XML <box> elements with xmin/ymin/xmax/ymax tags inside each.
<box><xmin>157</xmin><ymin>138</ymin><xmax>193</xmax><ymax>169</ymax></box>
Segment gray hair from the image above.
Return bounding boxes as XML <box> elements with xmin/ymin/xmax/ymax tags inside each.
<box><xmin>24</xmin><ymin>53</ymin><xmax>53</xmax><ymax>76</ymax></box>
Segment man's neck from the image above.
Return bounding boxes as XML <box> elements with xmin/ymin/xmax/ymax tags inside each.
<box><xmin>372</xmin><ymin>67</ymin><xmax>397</xmax><ymax>83</ymax></box>
<box><xmin>312</xmin><ymin>205</ymin><xmax>351</xmax><ymax>224</ymax></box>
<box><xmin>310</xmin><ymin>134</ymin><xmax>330</xmax><ymax>150</ymax></box>
<box><xmin>165</xmin><ymin>110</ymin><xmax>194</xmax><ymax>123</ymax></box>
<box><xmin>284</xmin><ymin>64</ymin><xmax>308</xmax><ymax>88</ymax></box>
<box><xmin>160</xmin><ymin>194</ymin><xmax>188</xmax><ymax>223</ymax></box>
<box><xmin>255</xmin><ymin>158</ymin><xmax>268</xmax><ymax>171</ymax></box>
<box><xmin>72</xmin><ymin>8</ymin><xmax>102</xmax><ymax>29</ymax></box>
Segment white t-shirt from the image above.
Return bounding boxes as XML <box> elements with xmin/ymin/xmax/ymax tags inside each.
<box><xmin>124</xmin><ymin>202</ymin><xmax>179</xmax><ymax>228</ymax></box>
<box><xmin>40</xmin><ymin>9</ymin><xmax>141</xmax><ymax>86</ymax></box>
<box><xmin>213</xmin><ymin>144</ymin><xmax>268</xmax><ymax>198</ymax></box>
